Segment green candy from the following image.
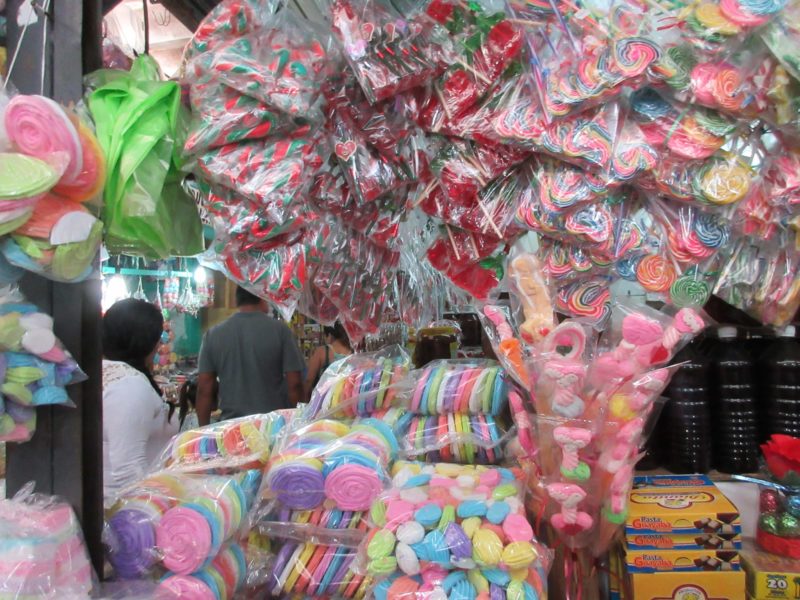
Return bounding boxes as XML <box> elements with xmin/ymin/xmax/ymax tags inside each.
<box><xmin>368</xmin><ymin>556</ymin><xmax>398</xmax><ymax>576</ymax></box>
<box><xmin>507</xmin><ymin>580</ymin><xmax>524</xmax><ymax>600</ymax></box>
<box><xmin>0</xmin><ymin>153</ymin><xmax>60</xmax><ymax>199</ymax></box>
<box><xmin>759</xmin><ymin>513</ymin><xmax>779</xmax><ymax>535</ymax></box>
<box><xmin>777</xmin><ymin>512</ymin><xmax>800</xmax><ymax>537</ymax></box>
<box><xmin>370</xmin><ymin>499</ymin><xmax>387</xmax><ymax>527</ymax></box>
<box><xmin>367</xmin><ymin>529</ymin><xmax>396</xmax><ymax>560</ymax></box>
<box><xmin>493</xmin><ymin>483</ymin><xmax>517</xmax><ymax>500</ymax></box>
<box><xmin>438</xmin><ymin>505</ymin><xmax>456</xmax><ymax>531</ymax></box>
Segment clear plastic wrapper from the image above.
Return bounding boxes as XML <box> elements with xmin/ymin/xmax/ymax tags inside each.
<box><xmin>0</xmin><ymin>285</ymin><xmax>86</xmax><ymax>443</ymax></box>
<box><xmin>327</xmin><ymin>93</ymin><xmax>419</xmax><ymax>206</ymax></box>
<box><xmin>311</xmin><ymin>221</ymin><xmax>402</xmax><ymax>339</ymax></box>
<box><xmin>310</xmin><ymin>162</ymin><xmax>407</xmax><ymax>250</ymax></box>
<box><xmin>266</xmin><ymin>539</ymin><xmax>372</xmax><ymax>598</ymax></box>
<box><xmin>480</xmin><ymin>304</ymin><xmax>531</xmax><ymax>389</ymax></box>
<box><xmin>261</xmin><ymin>418</ymin><xmax>398</xmax><ymax>512</ymax></box>
<box><xmin>184</xmin><ymin>0</ymin><xmax>280</xmax><ymax>63</ymax></box>
<box><xmin>0</xmin><ymin>482</ymin><xmax>94</xmax><ymax>598</ymax></box>
<box><xmin>155</xmin><ymin>542</ymin><xmax>248</xmax><ymax>600</ymax></box>
<box><xmin>400</xmin><ymin>413</ymin><xmax>510</xmax><ymax>464</ymax></box>
<box><xmin>714</xmin><ymin>229</ymin><xmax>800</xmax><ymax>326</ymax></box>
<box><xmin>185</xmin><ymin>82</ymin><xmax>305</xmax><ymax>156</ymax></box>
<box><xmin>401</xmin><ymin>360</ymin><xmax>509</xmax><ymax>416</ymax></box>
<box><xmin>153</xmin><ymin>411</ymin><xmax>292</xmax><ymax>475</ymax></box>
<box><xmin>423</xmin><ymin>0</ymin><xmax>524</xmax><ymax>121</ymax></box>
<box><xmin>324</xmin><ymin>0</ymin><xmax>451</xmax><ymax>104</ymax></box>
<box><xmin>362</xmin><ymin>461</ymin><xmax>550</xmax><ymax>595</ymax></box>
<box><xmin>506</xmin><ymin>249</ymin><xmax>556</xmax><ymax>346</ymax></box>
<box><xmin>424</xmin><ymin>225</ymin><xmax>505</xmax><ymax>301</ymax></box>
<box><xmin>195</xmin><ymin>135</ymin><xmax>323</xmax><ymax>227</ymax></box>
<box><xmin>555</xmin><ymin>276</ymin><xmax>614</xmax><ymax>326</ymax></box>
<box><xmin>538</xmin><ymin>238</ymin><xmax>614</xmax><ymax>283</ymax></box>
<box><xmin>306</xmin><ymin>345</ymin><xmax>412</xmax><ymax>420</ymax></box>
<box><xmin>188</xmin><ymin>8</ymin><xmax>332</xmax><ymax>123</ymax></box>
<box><xmin>104</xmin><ymin>470</ymin><xmax>262</xmax><ymax>580</ymax></box>
<box><xmin>422</xmin><ymin>150</ymin><xmax>529</xmax><ymax>240</ymax></box>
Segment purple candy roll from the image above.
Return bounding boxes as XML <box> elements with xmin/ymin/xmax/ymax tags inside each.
<box><xmin>5</xmin><ymin>400</ymin><xmax>34</xmax><ymax>423</ymax></box>
<box><xmin>270</xmin><ymin>542</ymin><xmax>298</xmax><ymax>589</ymax></box>
<box><xmin>442</xmin><ymin>368</ymin><xmax>462</xmax><ymax>414</ymax></box>
<box><xmin>444</xmin><ymin>522</ymin><xmax>472</xmax><ymax>560</ymax></box>
<box><xmin>268</xmin><ymin>463</ymin><xmax>326</xmax><ymax>510</ymax></box>
<box><xmin>491</xmin><ymin>583</ymin><xmax>507</xmax><ymax>600</ymax></box>
<box><xmin>107</xmin><ymin>509</ymin><xmax>158</xmax><ymax>579</ymax></box>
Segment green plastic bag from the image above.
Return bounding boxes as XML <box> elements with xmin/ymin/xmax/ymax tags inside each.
<box><xmin>86</xmin><ymin>56</ymin><xmax>203</xmax><ymax>258</ymax></box>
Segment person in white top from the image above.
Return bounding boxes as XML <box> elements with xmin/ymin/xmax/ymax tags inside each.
<box><xmin>102</xmin><ymin>299</ymin><xmax>179</xmax><ymax>502</ymax></box>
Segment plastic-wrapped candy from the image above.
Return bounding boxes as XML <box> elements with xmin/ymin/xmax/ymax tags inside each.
<box><xmin>188</xmin><ymin>7</ymin><xmax>332</xmax><ymax>123</ymax></box>
<box><xmin>155</xmin><ymin>543</ymin><xmax>247</xmax><ymax>600</ymax></box>
<box><xmin>104</xmin><ymin>470</ymin><xmax>262</xmax><ymax>581</ymax></box>
<box><xmin>363</xmin><ymin>461</ymin><xmax>550</xmax><ymax>598</ymax></box>
<box><xmin>261</xmin><ymin>418</ymin><xmax>398</xmax><ymax>512</ymax></box>
<box><xmin>425</xmin><ymin>225</ymin><xmax>505</xmax><ymax>301</ymax></box>
<box><xmin>0</xmin><ymin>483</ymin><xmax>94</xmax><ymax>598</ymax></box>
<box><xmin>153</xmin><ymin>411</ymin><xmax>292</xmax><ymax>475</ymax></box>
<box><xmin>0</xmin><ymin>285</ymin><xmax>86</xmax><ymax>443</ymax></box>
<box><xmin>306</xmin><ymin>345</ymin><xmax>411</xmax><ymax>420</ymax></box>
<box><xmin>325</xmin><ymin>0</ymin><xmax>451</xmax><ymax>104</ymax></box>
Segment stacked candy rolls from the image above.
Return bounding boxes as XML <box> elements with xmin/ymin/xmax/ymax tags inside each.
<box><xmin>267</xmin><ymin>540</ymin><xmax>372</xmax><ymax>599</ymax></box>
<box><xmin>0</xmin><ymin>489</ymin><xmax>93</xmax><ymax>598</ymax></box>
<box><xmin>399</xmin><ymin>361</ymin><xmax>510</xmax><ymax>464</ymax></box>
<box><xmin>105</xmin><ymin>473</ymin><xmax>189</xmax><ymax>579</ymax></box>
<box><xmin>0</xmin><ymin>286</ymin><xmax>86</xmax><ymax>443</ymax></box>
<box><xmin>156</xmin><ymin>471</ymin><xmax>262</xmax><ymax>576</ymax></box>
<box><xmin>156</xmin><ymin>410</ymin><xmax>292</xmax><ymax>474</ymax></box>
<box><xmin>263</xmin><ymin>418</ymin><xmax>398</xmax><ymax>512</ymax></box>
<box><xmin>156</xmin><ymin>543</ymin><xmax>247</xmax><ymax>600</ymax></box>
<box><xmin>257</xmin><ymin>505</ymin><xmax>369</xmax><ymax>547</ymax></box>
<box><xmin>306</xmin><ymin>345</ymin><xmax>411</xmax><ymax>420</ymax></box>
<box><xmin>403</xmin><ymin>414</ymin><xmax>508</xmax><ymax>464</ymax></box>
<box><xmin>408</xmin><ymin>362</ymin><xmax>509</xmax><ymax>416</ymax></box>
<box><xmin>364</xmin><ymin>462</ymin><xmax>549</xmax><ymax>599</ymax></box>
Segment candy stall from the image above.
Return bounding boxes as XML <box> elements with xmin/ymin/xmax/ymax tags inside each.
<box><xmin>1</xmin><ymin>0</ymin><xmax>800</xmax><ymax>598</ymax></box>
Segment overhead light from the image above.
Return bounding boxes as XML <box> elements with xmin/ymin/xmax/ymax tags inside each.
<box><xmin>102</xmin><ymin>275</ymin><xmax>129</xmax><ymax>311</ymax></box>
<box><xmin>193</xmin><ymin>266</ymin><xmax>208</xmax><ymax>284</ymax></box>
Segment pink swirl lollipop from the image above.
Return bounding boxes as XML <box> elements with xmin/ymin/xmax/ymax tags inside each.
<box><xmin>324</xmin><ymin>464</ymin><xmax>383</xmax><ymax>511</ymax></box>
<box><xmin>156</xmin><ymin>506</ymin><xmax>214</xmax><ymax>575</ymax></box>
<box><xmin>156</xmin><ymin>575</ymin><xmax>217</xmax><ymax>600</ymax></box>
<box><xmin>5</xmin><ymin>95</ymin><xmax>83</xmax><ymax>184</ymax></box>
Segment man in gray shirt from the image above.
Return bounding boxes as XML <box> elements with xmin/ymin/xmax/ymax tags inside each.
<box><xmin>196</xmin><ymin>287</ymin><xmax>304</xmax><ymax>425</ymax></box>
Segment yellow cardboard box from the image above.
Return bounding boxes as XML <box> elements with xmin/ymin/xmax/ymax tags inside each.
<box><xmin>741</xmin><ymin>542</ymin><xmax>800</xmax><ymax>599</ymax></box>
<box><xmin>624</xmin><ymin>548</ymin><xmax>741</xmax><ymax>573</ymax></box>
<box><xmin>627</xmin><ymin>475</ymin><xmax>741</xmax><ymax>537</ymax></box>
<box><xmin>627</xmin><ymin>531</ymin><xmax>742</xmax><ymax>551</ymax></box>
<box><xmin>629</xmin><ymin>570</ymin><xmax>746</xmax><ymax>600</ymax></box>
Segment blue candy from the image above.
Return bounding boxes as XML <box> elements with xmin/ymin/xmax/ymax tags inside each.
<box><xmin>486</xmin><ymin>501</ymin><xmax>510</xmax><ymax>525</ymax></box>
<box><xmin>415</xmin><ymin>503</ymin><xmax>442</xmax><ymax>527</ymax></box>
<box><xmin>482</xmin><ymin>568</ymin><xmax>511</xmax><ymax>586</ymax></box>
<box><xmin>457</xmin><ymin>500</ymin><xmax>488</xmax><ymax>518</ymax></box>
<box><xmin>498</xmin><ymin>468</ymin><xmax>515</xmax><ymax>482</ymax></box>
<box><xmin>443</xmin><ymin>571</ymin><xmax>467</xmax><ymax>593</ymax></box>
<box><xmin>403</xmin><ymin>473</ymin><xmax>432</xmax><ymax>488</ymax></box>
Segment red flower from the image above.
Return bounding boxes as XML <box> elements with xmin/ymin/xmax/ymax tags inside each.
<box><xmin>761</xmin><ymin>434</ymin><xmax>800</xmax><ymax>485</ymax></box>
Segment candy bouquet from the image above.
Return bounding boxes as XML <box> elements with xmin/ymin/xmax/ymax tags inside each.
<box><xmin>0</xmin><ymin>92</ymin><xmax>105</xmax><ymax>282</ymax></box>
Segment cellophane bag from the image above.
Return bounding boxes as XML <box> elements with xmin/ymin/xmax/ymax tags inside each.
<box><xmin>0</xmin><ymin>482</ymin><xmax>94</xmax><ymax>598</ymax></box>
<box><xmin>152</xmin><ymin>411</ymin><xmax>293</xmax><ymax>475</ymax></box>
<box><xmin>305</xmin><ymin>345</ymin><xmax>412</xmax><ymax>420</ymax></box>
<box><xmin>0</xmin><ymin>285</ymin><xmax>85</xmax><ymax>443</ymax></box>
<box><xmin>361</xmin><ymin>461</ymin><xmax>551</xmax><ymax>599</ymax></box>
<box><xmin>104</xmin><ymin>470</ymin><xmax>262</xmax><ymax>582</ymax></box>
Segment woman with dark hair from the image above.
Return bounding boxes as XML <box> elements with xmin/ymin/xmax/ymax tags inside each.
<box><xmin>304</xmin><ymin>322</ymin><xmax>352</xmax><ymax>401</ymax></box>
<box><xmin>102</xmin><ymin>298</ymin><xmax>178</xmax><ymax>499</ymax></box>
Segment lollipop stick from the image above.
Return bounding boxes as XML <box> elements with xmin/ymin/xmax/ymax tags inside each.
<box><xmin>445</xmin><ymin>224</ymin><xmax>462</xmax><ymax>261</ymax></box>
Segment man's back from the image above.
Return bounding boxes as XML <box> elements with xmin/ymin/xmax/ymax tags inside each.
<box><xmin>199</xmin><ymin>312</ymin><xmax>302</xmax><ymax>419</ymax></box>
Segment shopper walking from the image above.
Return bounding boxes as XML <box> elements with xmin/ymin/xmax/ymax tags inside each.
<box><xmin>102</xmin><ymin>299</ymin><xmax>178</xmax><ymax>500</ymax></box>
<box><xmin>196</xmin><ymin>287</ymin><xmax>304</xmax><ymax>425</ymax></box>
<box><xmin>304</xmin><ymin>322</ymin><xmax>353</xmax><ymax>401</ymax></box>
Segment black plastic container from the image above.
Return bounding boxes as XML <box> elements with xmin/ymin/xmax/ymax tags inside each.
<box><xmin>664</xmin><ymin>340</ymin><xmax>712</xmax><ymax>473</ymax></box>
<box><xmin>759</xmin><ymin>325</ymin><xmax>800</xmax><ymax>438</ymax></box>
<box><xmin>712</xmin><ymin>326</ymin><xmax>760</xmax><ymax>474</ymax></box>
